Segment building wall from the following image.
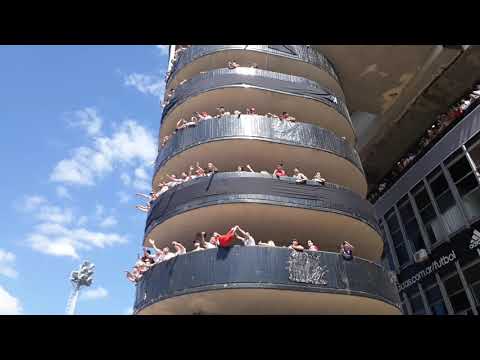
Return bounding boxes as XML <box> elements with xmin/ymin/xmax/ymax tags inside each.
<box><xmin>375</xmin><ymin>104</ymin><xmax>480</xmax><ymax>314</ymax></box>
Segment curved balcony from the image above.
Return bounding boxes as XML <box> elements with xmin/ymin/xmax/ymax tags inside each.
<box><xmin>154</xmin><ymin>116</ymin><xmax>367</xmax><ymax>196</ymax></box>
<box><xmin>166</xmin><ymin>45</ymin><xmax>344</xmax><ymax>99</ymax></box>
<box><xmin>160</xmin><ymin>68</ymin><xmax>355</xmax><ymax>144</ymax></box>
<box><xmin>134</xmin><ymin>247</ymin><xmax>401</xmax><ymax>315</ymax></box>
<box><xmin>144</xmin><ymin>172</ymin><xmax>383</xmax><ymax>261</ymax></box>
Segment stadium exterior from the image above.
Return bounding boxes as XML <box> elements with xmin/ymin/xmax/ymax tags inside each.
<box><xmin>133</xmin><ymin>45</ymin><xmax>480</xmax><ymax>314</ymax></box>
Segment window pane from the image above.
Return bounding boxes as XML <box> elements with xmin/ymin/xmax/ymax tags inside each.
<box><xmin>431</xmin><ymin>302</ymin><xmax>448</xmax><ymax>315</ymax></box>
<box><xmin>444</xmin><ymin>274</ymin><xmax>463</xmax><ymax>294</ymax></box>
<box><xmin>391</xmin><ymin>231</ymin><xmax>404</xmax><ymax>247</ymax></box>
<box><xmin>420</xmin><ymin>204</ymin><xmax>442</xmax><ymax>244</ymax></box>
<box><xmin>404</xmin><ymin>218</ymin><xmax>426</xmax><ymax>251</ymax></box>
<box><xmin>429</xmin><ymin>173</ymin><xmax>449</xmax><ymax>197</ymax></box>
<box><xmin>471</xmin><ymin>282</ymin><xmax>480</xmax><ymax>306</ymax></box>
<box><xmin>448</xmin><ymin>156</ymin><xmax>472</xmax><ymax>183</ymax></box>
<box><xmin>426</xmin><ymin>285</ymin><xmax>442</xmax><ymax>303</ymax></box>
<box><xmin>386</xmin><ymin>209</ymin><xmax>400</xmax><ymax>232</ymax></box>
<box><xmin>463</xmin><ymin>262</ymin><xmax>480</xmax><ymax>284</ymax></box>
<box><xmin>436</xmin><ymin>191</ymin><xmax>464</xmax><ymax>232</ymax></box>
<box><xmin>414</xmin><ymin>188</ymin><xmax>431</xmax><ymax>210</ymax></box>
<box><xmin>450</xmin><ymin>292</ymin><xmax>471</xmax><ymax>314</ymax></box>
<box><xmin>463</xmin><ymin>188</ymin><xmax>480</xmax><ymax>220</ymax></box>
<box><xmin>456</xmin><ymin>173</ymin><xmax>478</xmax><ymax>196</ymax></box>
<box><xmin>410</xmin><ymin>295</ymin><xmax>425</xmax><ymax>314</ymax></box>
<box><xmin>467</xmin><ymin>141</ymin><xmax>480</xmax><ymax>168</ymax></box>
<box><xmin>395</xmin><ymin>244</ymin><xmax>410</xmax><ymax>267</ymax></box>
<box><xmin>398</xmin><ymin>201</ymin><xmax>415</xmax><ymax>223</ymax></box>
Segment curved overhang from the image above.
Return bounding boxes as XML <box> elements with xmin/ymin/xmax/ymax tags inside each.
<box><xmin>166</xmin><ymin>45</ymin><xmax>344</xmax><ymax>99</ymax></box>
<box><xmin>160</xmin><ymin>68</ymin><xmax>355</xmax><ymax>144</ymax></box>
<box><xmin>144</xmin><ymin>173</ymin><xmax>382</xmax><ymax>261</ymax></box>
<box><xmin>134</xmin><ymin>247</ymin><xmax>401</xmax><ymax>315</ymax></box>
<box><xmin>154</xmin><ymin>116</ymin><xmax>366</xmax><ymax>196</ymax></box>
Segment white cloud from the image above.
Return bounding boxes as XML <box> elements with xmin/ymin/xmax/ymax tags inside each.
<box><xmin>117</xmin><ymin>191</ymin><xmax>130</xmax><ymax>204</ymax></box>
<box><xmin>77</xmin><ymin>216</ymin><xmax>88</xmax><ymax>226</ymax></box>
<box><xmin>27</xmin><ymin>222</ymin><xmax>127</xmax><ymax>259</ymax></box>
<box><xmin>36</xmin><ymin>205</ymin><xmax>73</xmax><ymax>225</ymax></box>
<box><xmin>50</xmin><ymin>119</ymin><xmax>156</xmax><ymax>187</ymax></box>
<box><xmin>18</xmin><ymin>197</ymin><xmax>127</xmax><ymax>259</ymax></box>
<box><xmin>56</xmin><ymin>186</ymin><xmax>72</xmax><ymax>200</ymax></box>
<box><xmin>95</xmin><ymin>204</ymin><xmax>104</xmax><ymax>218</ymax></box>
<box><xmin>81</xmin><ymin>287</ymin><xmax>108</xmax><ymax>301</ymax></box>
<box><xmin>0</xmin><ymin>286</ymin><xmax>22</xmax><ymax>315</ymax></box>
<box><xmin>132</xmin><ymin>166</ymin><xmax>151</xmax><ymax>191</ymax></box>
<box><xmin>156</xmin><ymin>45</ymin><xmax>169</xmax><ymax>55</ymax></box>
<box><xmin>99</xmin><ymin>216</ymin><xmax>118</xmax><ymax>228</ymax></box>
<box><xmin>120</xmin><ymin>173</ymin><xmax>131</xmax><ymax>186</ymax></box>
<box><xmin>124</xmin><ymin>73</ymin><xmax>165</xmax><ymax>98</ymax></box>
<box><xmin>0</xmin><ymin>249</ymin><xmax>17</xmax><ymax>279</ymax></box>
<box><xmin>19</xmin><ymin>195</ymin><xmax>47</xmax><ymax>212</ymax></box>
<box><xmin>68</xmin><ymin>107</ymin><xmax>103</xmax><ymax>136</ymax></box>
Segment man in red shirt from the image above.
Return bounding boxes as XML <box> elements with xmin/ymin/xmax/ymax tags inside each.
<box><xmin>273</xmin><ymin>163</ymin><xmax>287</xmax><ymax>178</ymax></box>
<box><xmin>213</xmin><ymin>225</ymin><xmax>240</xmax><ymax>248</ymax></box>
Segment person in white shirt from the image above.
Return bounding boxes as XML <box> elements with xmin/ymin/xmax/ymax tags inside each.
<box><xmin>289</xmin><ymin>239</ymin><xmax>304</xmax><ymax>251</ymax></box>
<box><xmin>157</xmin><ymin>181</ymin><xmax>170</xmax><ymax>196</ymax></box>
<box><xmin>216</xmin><ymin>106</ymin><xmax>231</xmax><ymax>117</ymax></box>
<box><xmin>293</xmin><ymin>168</ymin><xmax>308</xmax><ymax>184</ymax></box>
<box><xmin>258</xmin><ymin>240</ymin><xmax>276</xmax><ymax>247</ymax></box>
<box><xmin>191</xmin><ymin>239</ymin><xmax>205</xmax><ymax>252</ymax></box>
<box><xmin>172</xmin><ymin>241</ymin><xmax>186</xmax><ymax>255</ymax></box>
<box><xmin>199</xmin><ymin>232</ymin><xmax>217</xmax><ymax>249</ymax></box>
<box><xmin>235</xmin><ymin>227</ymin><xmax>256</xmax><ymax>246</ymax></box>
<box><xmin>312</xmin><ymin>172</ymin><xmax>326</xmax><ymax>185</ymax></box>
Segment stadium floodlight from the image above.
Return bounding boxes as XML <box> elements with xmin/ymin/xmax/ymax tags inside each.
<box><xmin>65</xmin><ymin>260</ymin><xmax>95</xmax><ymax>315</ymax></box>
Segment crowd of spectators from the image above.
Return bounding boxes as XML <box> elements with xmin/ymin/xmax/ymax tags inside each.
<box><xmin>125</xmin><ymin>226</ymin><xmax>354</xmax><ymax>283</ymax></box>
<box><xmin>368</xmin><ymin>84</ymin><xmax>480</xmax><ymax>203</ymax></box>
<box><xmin>160</xmin><ymin>106</ymin><xmax>297</xmax><ymax>148</ymax></box>
<box><xmin>134</xmin><ymin>162</ymin><xmax>326</xmax><ymax>214</ymax></box>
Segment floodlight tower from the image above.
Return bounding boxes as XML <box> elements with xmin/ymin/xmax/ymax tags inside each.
<box><xmin>65</xmin><ymin>261</ymin><xmax>95</xmax><ymax>315</ymax></box>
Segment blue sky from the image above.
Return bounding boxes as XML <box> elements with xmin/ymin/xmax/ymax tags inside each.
<box><xmin>0</xmin><ymin>45</ymin><xmax>169</xmax><ymax>314</ymax></box>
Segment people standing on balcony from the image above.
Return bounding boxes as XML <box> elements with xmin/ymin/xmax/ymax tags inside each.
<box><xmin>312</xmin><ymin>171</ymin><xmax>326</xmax><ymax>185</ymax></box>
<box><xmin>289</xmin><ymin>239</ymin><xmax>304</xmax><ymax>251</ymax></box>
<box><xmin>202</xmin><ymin>232</ymin><xmax>218</xmax><ymax>249</ymax></box>
<box><xmin>340</xmin><ymin>241</ymin><xmax>354</xmax><ymax>260</ymax></box>
<box><xmin>212</xmin><ymin>225</ymin><xmax>241</xmax><ymax>248</ymax></box>
<box><xmin>206</xmin><ymin>162</ymin><xmax>219</xmax><ymax>176</ymax></box>
<box><xmin>135</xmin><ymin>204</ymin><xmax>151</xmax><ymax>213</ymax></box>
<box><xmin>233</xmin><ymin>110</ymin><xmax>242</xmax><ymax>117</ymax></box>
<box><xmin>258</xmin><ymin>240</ymin><xmax>276</xmax><ymax>247</ymax></box>
<box><xmin>235</xmin><ymin>227</ymin><xmax>256</xmax><ymax>246</ymax></box>
<box><xmin>161</xmin><ymin>135</ymin><xmax>170</xmax><ymax>148</ymax></box>
<box><xmin>176</xmin><ymin>117</ymin><xmax>196</xmax><ymax>131</ymax></box>
<box><xmin>192</xmin><ymin>239</ymin><xmax>205</xmax><ymax>252</ymax></box>
<box><xmin>293</xmin><ymin>168</ymin><xmax>308</xmax><ymax>184</ymax></box>
<box><xmin>228</xmin><ymin>61</ymin><xmax>240</xmax><ymax>69</ymax></box>
<box><xmin>216</xmin><ymin>106</ymin><xmax>231</xmax><ymax>117</ymax></box>
<box><xmin>246</xmin><ymin>107</ymin><xmax>257</xmax><ymax>115</ymax></box>
<box><xmin>307</xmin><ymin>240</ymin><xmax>319</xmax><ymax>251</ymax></box>
<box><xmin>125</xmin><ymin>267</ymin><xmax>142</xmax><ymax>283</ymax></box>
<box><xmin>172</xmin><ymin>241</ymin><xmax>187</xmax><ymax>255</ymax></box>
<box><xmin>157</xmin><ymin>181</ymin><xmax>170</xmax><ymax>196</ymax></box>
<box><xmin>273</xmin><ymin>163</ymin><xmax>287</xmax><ymax>178</ymax></box>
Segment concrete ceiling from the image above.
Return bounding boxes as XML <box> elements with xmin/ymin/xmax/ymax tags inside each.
<box><xmin>313</xmin><ymin>45</ymin><xmax>474</xmax><ymax>187</ymax></box>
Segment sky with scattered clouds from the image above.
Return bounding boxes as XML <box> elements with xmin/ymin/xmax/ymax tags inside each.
<box><xmin>0</xmin><ymin>45</ymin><xmax>169</xmax><ymax>314</ymax></box>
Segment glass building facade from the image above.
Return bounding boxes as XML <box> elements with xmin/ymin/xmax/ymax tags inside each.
<box><xmin>375</xmin><ymin>104</ymin><xmax>480</xmax><ymax>315</ymax></box>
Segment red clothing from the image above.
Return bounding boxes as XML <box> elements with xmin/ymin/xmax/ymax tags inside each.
<box><xmin>274</xmin><ymin>169</ymin><xmax>286</xmax><ymax>177</ymax></box>
<box><xmin>216</xmin><ymin>228</ymin><xmax>237</xmax><ymax>248</ymax></box>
